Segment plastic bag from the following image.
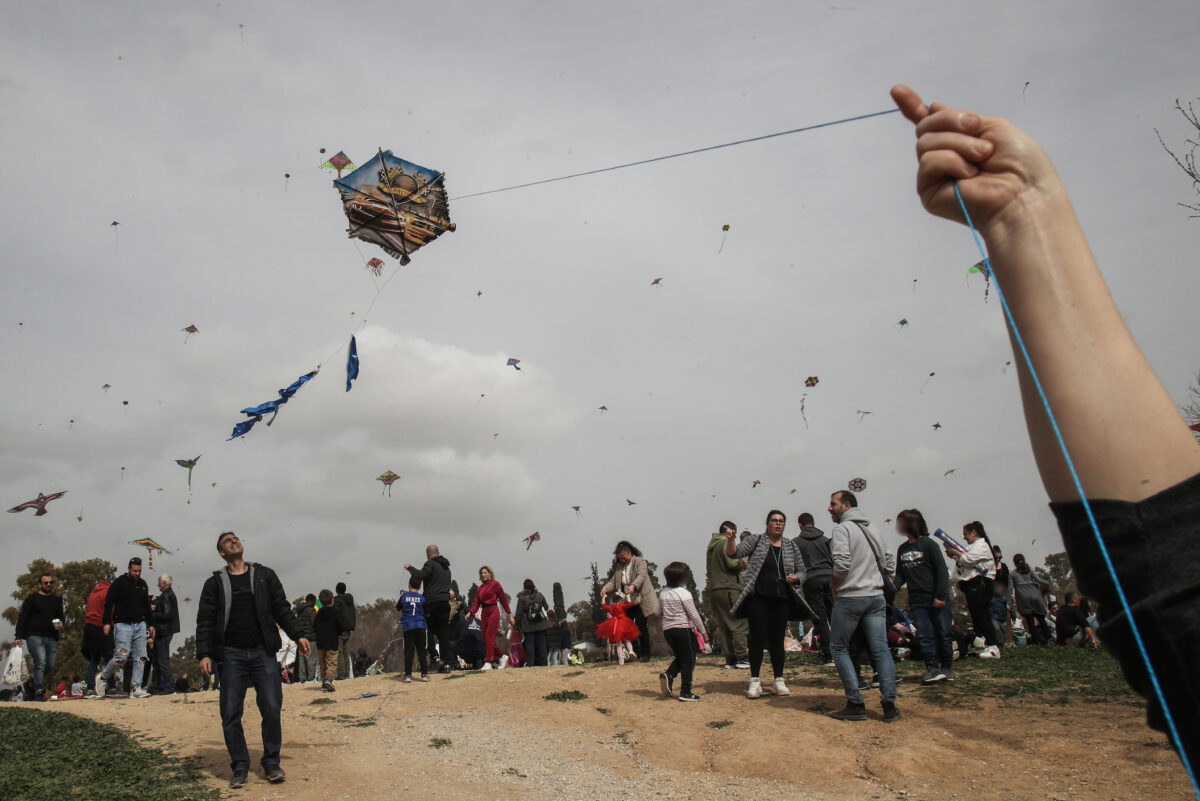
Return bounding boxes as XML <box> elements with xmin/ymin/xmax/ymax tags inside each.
<box><xmin>2</xmin><ymin>644</ymin><xmax>29</xmax><ymax>686</ymax></box>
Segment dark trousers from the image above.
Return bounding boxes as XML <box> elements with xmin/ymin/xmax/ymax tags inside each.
<box><xmin>628</xmin><ymin>605</ymin><xmax>651</xmax><ymax>658</ymax></box>
<box><xmin>219</xmin><ymin>647</ymin><xmax>283</xmax><ymax>774</ymax></box>
<box><xmin>803</xmin><ymin>576</ymin><xmax>834</xmax><ymax>655</ymax></box>
<box><xmin>663</xmin><ymin>627</ymin><xmax>696</xmax><ymax>694</ymax></box>
<box><xmin>959</xmin><ymin>577</ymin><xmax>998</xmax><ymax>646</ymax></box>
<box><xmin>426</xmin><ymin>600</ymin><xmax>453</xmax><ymax>667</ymax></box>
<box><xmin>151</xmin><ymin>632</ymin><xmax>174</xmax><ymax>690</ymax></box>
<box><xmin>910</xmin><ymin>601</ymin><xmax>955</xmax><ymax>669</ymax></box>
<box><xmin>403</xmin><ymin>630</ymin><xmax>429</xmax><ymax>676</ymax></box>
<box><xmin>746</xmin><ymin>594</ymin><xmax>790</xmax><ymax>679</ymax></box>
<box><xmin>524</xmin><ymin>630</ymin><xmax>548</xmax><ymax>666</ymax></box>
<box><xmin>1023</xmin><ymin>613</ymin><xmax>1051</xmax><ymax>645</ymax></box>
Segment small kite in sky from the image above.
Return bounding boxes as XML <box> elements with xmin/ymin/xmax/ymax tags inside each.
<box><xmin>8</xmin><ymin>491</ymin><xmax>67</xmax><ymax>516</ymax></box>
<box><xmin>366</xmin><ymin>257</ymin><xmax>385</xmax><ymax>277</ymax></box>
<box><xmin>752</xmin><ymin>480</ymin><xmax>761</xmax><ymax>488</ymax></box>
<box><xmin>507</xmin><ymin>358</ymin><xmax>521</xmax><ymax>371</ymax></box>
<box><xmin>856</xmin><ymin>410</ymin><xmax>873</xmax><ymax>423</ymax></box>
<box><xmin>1023</xmin><ymin>81</ymin><xmax>1031</xmax><ymax>102</ymax></box>
<box><xmin>920</xmin><ymin>372</ymin><xmax>936</xmax><ymax>393</ymax></box>
<box><xmin>522</xmin><ymin>531</ymin><xmax>542</xmax><ymax>551</ymax></box>
<box><xmin>789</xmin><ymin>488</ymin><xmax>798</xmax><ymax>495</ymax></box>
<box><xmin>968</xmin><ymin>260</ymin><xmax>992</xmax><ymax>303</ymax></box>
<box><xmin>334</xmin><ymin>149</ymin><xmax>455</xmax><ymax>265</ymax></box>
<box><xmin>896</xmin><ymin>318</ymin><xmax>909</xmax><ymax>328</ymax></box>
<box><xmin>377</xmin><ymin>471</ymin><xmax>400</xmax><ymax>497</ymax></box>
<box><xmin>913</xmin><ymin>278</ymin><xmax>918</xmax><ymax>293</ymax></box>
<box><xmin>129</xmin><ymin>537</ymin><xmax>171</xmax><ymax>571</ymax></box>
<box><xmin>320</xmin><ymin>150</ymin><xmax>356</xmax><ymax>178</ymax></box>
<box><xmin>182</xmin><ymin>324</ymin><xmax>199</xmax><ymax>343</ymax></box>
<box><xmin>805</xmin><ymin>376</ymin><xmax>819</xmax><ymax>388</ymax></box>
<box><xmin>932</xmin><ymin>422</ymin><xmax>943</xmax><ymax>431</ymax></box>
<box><xmin>847</xmin><ymin>478</ymin><xmax>867</xmax><ymax>493</ymax></box>
<box><xmin>228</xmin><ymin>370</ymin><xmax>318</xmax><ymax>440</ymax></box>
<box><xmin>1003</xmin><ymin>361</ymin><xmax>1012</xmax><ymax>375</ymax></box>
<box><xmin>476</xmin><ymin>290</ymin><xmax>483</xmax><ymax>297</ymax></box>
<box><xmin>68</xmin><ymin>419</ymin><xmax>75</xmax><ymax>431</ymax></box>
<box><xmin>651</xmin><ymin>277</ymin><xmax>663</xmax><ymax>287</ymax></box>
<box><xmin>174</xmin><ymin>455</ymin><xmax>201</xmax><ymax>490</ymax></box>
<box><xmin>626</xmin><ymin>499</ymin><xmax>637</xmax><ymax>506</ymax></box>
<box><xmin>598</xmin><ymin>405</ymin><xmax>608</xmax><ymax>414</ymax></box>
<box><xmin>102</xmin><ymin>383</ymin><xmax>111</xmax><ymax>392</ymax></box>
<box><xmin>719</xmin><ymin>224</ymin><xmax>730</xmax><ymax>253</ymax></box>
<box><xmin>284</xmin><ymin>173</ymin><xmax>291</xmax><ymax>191</ymax></box>
<box><xmin>110</xmin><ymin>221</ymin><xmax>120</xmax><ymax>246</ymax></box>
<box><xmin>944</xmin><ymin>468</ymin><xmax>957</xmax><ymax>477</ymax></box>
<box><xmin>346</xmin><ymin>336</ymin><xmax>360</xmax><ymax>392</ymax></box>
<box><xmin>572</xmin><ymin>506</ymin><xmax>582</xmax><ymax>517</ymax></box>
<box><xmin>77</xmin><ymin>512</ymin><xmax>84</xmax><ymax>523</ymax></box>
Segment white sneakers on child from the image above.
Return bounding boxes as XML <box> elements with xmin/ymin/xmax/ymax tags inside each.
<box><xmin>481</xmin><ymin>663</ymin><xmax>492</xmax><ymax>671</ymax></box>
<box><xmin>772</xmin><ymin>678</ymin><xmax>791</xmax><ymax>696</ymax></box>
<box><xmin>746</xmin><ymin>678</ymin><xmax>762</xmax><ymax>699</ymax></box>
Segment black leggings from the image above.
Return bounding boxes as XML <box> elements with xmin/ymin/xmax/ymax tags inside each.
<box><xmin>628</xmin><ymin>604</ymin><xmax>651</xmax><ymax>658</ymax></box>
<box><xmin>746</xmin><ymin>594</ymin><xmax>790</xmax><ymax>679</ymax></box>
<box><xmin>663</xmin><ymin>628</ymin><xmax>696</xmax><ymax>694</ymax></box>
<box><xmin>403</xmin><ymin>630</ymin><xmax>429</xmax><ymax>676</ymax></box>
<box><xmin>960</xmin><ymin>577</ymin><xmax>999</xmax><ymax>646</ymax></box>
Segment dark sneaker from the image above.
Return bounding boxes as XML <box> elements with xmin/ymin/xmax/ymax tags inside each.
<box><xmin>266</xmin><ymin>766</ymin><xmax>286</xmax><ymax>783</ymax></box>
<box><xmin>659</xmin><ymin>672</ymin><xmax>675</xmax><ymax>698</ymax></box>
<box><xmin>829</xmin><ymin>702</ymin><xmax>868</xmax><ymax>721</ymax></box>
<box><xmin>943</xmin><ymin>666</ymin><xmax>955</xmax><ymax>682</ymax></box>
<box><xmin>677</xmin><ymin>693</ymin><xmax>701</xmax><ymax>702</ymax></box>
<box><xmin>106</xmin><ymin>688</ymin><xmax>128</xmax><ymax>698</ymax></box>
<box><xmin>921</xmin><ymin>668</ymin><xmax>947</xmax><ymax>685</ymax></box>
<box><xmin>638</xmin><ymin>656</ymin><xmax>652</xmax><ymax>663</ymax></box>
<box><xmin>882</xmin><ymin>701</ymin><xmax>902</xmax><ymax>723</ymax></box>
<box><xmin>734</xmin><ymin>659</ymin><xmax>750</xmax><ymax>669</ymax></box>
<box><xmin>229</xmin><ymin>771</ymin><xmax>248</xmax><ymax>789</ymax></box>
<box><xmin>321</xmin><ymin>681</ymin><xmax>335</xmax><ymax>692</ymax></box>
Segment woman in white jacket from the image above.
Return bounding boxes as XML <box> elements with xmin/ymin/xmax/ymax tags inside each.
<box><xmin>944</xmin><ymin>521</ymin><xmax>1000</xmax><ymax>657</ymax></box>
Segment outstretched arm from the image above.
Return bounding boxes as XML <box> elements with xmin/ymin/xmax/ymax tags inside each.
<box><xmin>891</xmin><ymin>85</ymin><xmax>1200</xmax><ymax>503</ymax></box>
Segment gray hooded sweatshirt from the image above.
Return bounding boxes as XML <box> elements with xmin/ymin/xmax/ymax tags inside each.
<box><xmin>830</xmin><ymin>508</ymin><xmax>895</xmax><ymax>599</ymax></box>
<box><xmin>793</xmin><ymin>526</ymin><xmax>833</xmax><ymax>580</ymax></box>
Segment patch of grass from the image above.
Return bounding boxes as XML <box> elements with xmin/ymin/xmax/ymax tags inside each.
<box><xmin>594</xmin><ymin>707</ymin><xmax>612</xmax><ymax>715</ymax></box>
<box><xmin>544</xmin><ymin>690</ymin><xmax>587</xmax><ymax>702</ymax></box>
<box><xmin>563</xmin><ymin>670</ymin><xmax>585</xmax><ymax>677</ymax></box>
<box><xmin>443</xmin><ymin>673</ymin><xmax>465</xmax><ymax>680</ymax></box>
<box><xmin>345</xmin><ymin>719</ymin><xmax>377</xmax><ymax>727</ymax></box>
<box><xmin>0</xmin><ymin>707</ymin><xmax>218</xmax><ymax>801</ymax></box>
<box><xmin>429</xmin><ymin>737</ymin><xmax>453</xmax><ymax>749</ymax></box>
<box><xmin>706</xmin><ymin>720</ymin><xmax>733</xmax><ymax>729</ymax></box>
<box><xmin>503</xmin><ymin>767</ymin><xmax>527</xmax><ymax>778</ymax></box>
<box><xmin>309</xmin><ymin>697</ymin><xmax>335</xmax><ymax>705</ymax></box>
<box><xmin>907</xmin><ymin>647</ymin><xmax>1137</xmax><ymax>703</ymax></box>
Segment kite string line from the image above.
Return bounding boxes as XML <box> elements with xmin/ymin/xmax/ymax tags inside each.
<box><xmin>953</xmin><ymin>183</ymin><xmax>1200</xmax><ymax>799</ymax></box>
<box><xmin>450</xmin><ymin>108</ymin><xmax>901</xmax><ymax>200</ymax></box>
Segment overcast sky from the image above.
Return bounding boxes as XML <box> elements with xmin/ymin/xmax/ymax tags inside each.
<box><xmin>3</xmin><ymin>1</ymin><xmax>1198</xmax><ymax>641</ymax></box>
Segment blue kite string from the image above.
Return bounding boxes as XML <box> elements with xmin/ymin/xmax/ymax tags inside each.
<box><xmin>953</xmin><ymin>183</ymin><xmax>1200</xmax><ymax>798</ymax></box>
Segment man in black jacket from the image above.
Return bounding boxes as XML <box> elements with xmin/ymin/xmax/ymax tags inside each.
<box><xmin>14</xmin><ymin>573</ymin><xmax>64</xmax><ymax>700</ymax></box>
<box><xmin>406</xmin><ymin>545</ymin><xmax>454</xmax><ymax>671</ymax></box>
<box><xmin>150</xmin><ymin>574</ymin><xmax>180</xmax><ymax>694</ymax></box>
<box><xmin>333</xmin><ymin>582</ymin><xmax>356</xmax><ymax>679</ymax></box>
<box><xmin>99</xmin><ymin>558</ymin><xmax>155</xmax><ymax>699</ymax></box>
<box><xmin>794</xmin><ymin>513</ymin><xmax>835</xmax><ymax>663</ymax></box>
<box><xmin>197</xmin><ymin>531</ymin><xmax>311</xmax><ymax>789</ymax></box>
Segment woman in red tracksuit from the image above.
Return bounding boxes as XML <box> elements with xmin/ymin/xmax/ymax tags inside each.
<box><xmin>468</xmin><ymin>566</ymin><xmax>511</xmax><ymax>668</ymax></box>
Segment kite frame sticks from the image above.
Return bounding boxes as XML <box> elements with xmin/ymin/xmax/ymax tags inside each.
<box><xmin>953</xmin><ymin>183</ymin><xmax>1200</xmax><ymax>798</ymax></box>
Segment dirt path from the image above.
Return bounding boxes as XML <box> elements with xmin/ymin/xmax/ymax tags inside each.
<box><xmin>52</xmin><ymin>659</ymin><xmax>1191</xmax><ymax>800</ymax></box>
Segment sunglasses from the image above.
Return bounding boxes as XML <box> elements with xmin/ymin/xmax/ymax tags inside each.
<box><xmin>768</xmin><ymin>519</ymin><xmax>785</xmax><ymax>525</ymax></box>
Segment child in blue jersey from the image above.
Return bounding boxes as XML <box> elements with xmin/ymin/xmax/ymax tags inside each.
<box><xmin>397</xmin><ymin>578</ymin><xmax>430</xmax><ymax>682</ymax></box>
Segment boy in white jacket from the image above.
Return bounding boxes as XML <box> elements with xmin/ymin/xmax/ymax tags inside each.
<box><xmin>827</xmin><ymin>490</ymin><xmax>899</xmax><ymax>723</ymax></box>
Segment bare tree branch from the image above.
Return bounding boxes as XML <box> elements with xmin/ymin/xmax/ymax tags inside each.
<box><xmin>1155</xmin><ymin>99</ymin><xmax>1200</xmax><ymax>218</ymax></box>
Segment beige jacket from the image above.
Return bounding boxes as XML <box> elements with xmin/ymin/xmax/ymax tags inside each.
<box><xmin>601</xmin><ymin>556</ymin><xmax>659</xmax><ymax>617</ymax></box>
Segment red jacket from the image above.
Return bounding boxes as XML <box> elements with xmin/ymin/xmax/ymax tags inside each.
<box><xmin>86</xmin><ymin>580</ymin><xmax>111</xmax><ymax>626</ymax></box>
<box><xmin>470</xmin><ymin>580</ymin><xmax>511</xmax><ymax>615</ymax></box>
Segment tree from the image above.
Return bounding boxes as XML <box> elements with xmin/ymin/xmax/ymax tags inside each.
<box><xmin>450</xmin><ymin>580</ymin><xmax>461</xmax><ymax>599</ymax></box>
<box><xmin>466</xmin><ymin>582</ymin><xmax>479</xmax><ymax>610</ymax></box>
<box><xmin>173</xmin><ymin>635</ymin><xmax>197</xmax><ymax>661</ymax></box>
<box><xmin>643</xmin><ymin>561</ymin><xmax>663</xmax><ymax>592</ymax></box>
<box><xmin>1034</xmin><ymin>551</ymin><xmax>1075</xmax><ymax>601</ymax></box>
<box><xmin>1155</xmin><ymin>98</ymin><xmax>1200</xmax><ymax>218</ymax></box>
<box><xmin>551</xmin><ymin>582</ymin><xmax>566</xmax><ymax>622</ymax></box>
<box><xmin>588</xmin><ymin>562</ymin><xmax>603</xmax><ymax>630</ymax></box>
<box><xmin>5</xmin><ymin>557</ymin><xmax>119</xmax><ymax>685</ymax></box>
<box><xmin>1182</xmin><ymin>370</ymin><xmax>1200</xmax><ymax>432</ymax></box>
<box><xmin>566</xmin><ymin>599</ymin><xmax>594</xmax><ymax>640</ymax></box>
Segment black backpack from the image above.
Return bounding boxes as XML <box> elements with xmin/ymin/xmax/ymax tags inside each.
<box><xmin>525</xmin><ymin>595</ymin><xmax>546</xmax><ymax>624</ymax></box>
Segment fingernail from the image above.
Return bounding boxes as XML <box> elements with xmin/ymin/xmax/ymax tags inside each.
<box><xmin>962</xmin><ymin>113</ymin><xmax>980</xmax><ymax>128</ymax></box>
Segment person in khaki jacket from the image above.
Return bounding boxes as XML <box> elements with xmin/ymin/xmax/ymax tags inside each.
<box><xmin>600</xmin><ymin>541</ymin><xmax>658</xmax><ymax>662</ymax></box>
<box><xmin>706</xmin><ymin>521</ymin><xmax>749</xmax><ymax>669</ymax></box>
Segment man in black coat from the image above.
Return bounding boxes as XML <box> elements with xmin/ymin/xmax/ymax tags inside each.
<box><xmin>196</xmin><ymin>531</ymin><xmax>312</xmax><ymax>789</ymax></box>
<box><xmin>150</xmin><ymin>574</ymin><xmax>181</xmax><ymax>694</ymax></box>
<box><xmin>406</xmin><ymin>544</ymin><xmax>455</xmax><ymax>671</ymax></box>
<box><xmin>14</xmin><ymin>573</ymin><xmax>65</xmax><ymax>700</ymax></box>
<box><xmin>333</xmin><ymin>582</ymin><xmax>356</xmax><ymax>679</ymax></box>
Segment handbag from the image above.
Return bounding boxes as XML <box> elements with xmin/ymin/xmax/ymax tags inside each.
<box><xmin>852</xmin><ymin>521</ymin><xmax>897</xmax><ymax>605</ymax></box>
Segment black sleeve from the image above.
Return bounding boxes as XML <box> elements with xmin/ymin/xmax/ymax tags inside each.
<box><xmin>410</xmin><ymin>561</ymin><xmax>433</xmax><ymax>582</ymax></box>
<box><xmin>153</xmin><ymin>592</ymin><xmax>174</xmax><ymax>627</ymax></box>
<box><xmin>927</xmin><ymin>538</ymin><xmax>951</xmax><ymax>602</ymax></box>
<box><xmin>142</xmin><ymin>583</ymin><xmax>154</xmax><ymax>627</ymax></box>
<box><xmin>267</xmin><ymin>568</ymin><xmax>310</xmax><ymax>642</ymax></box>
<box><xmin>195</xmin><ymin>576</ymin><xmax>220</xmax><ymax>661</ymax></box>
<box><xmin>1050</xmin><ymin>472</ymin><xmax>1200</xmax><ymax>766</ymax></box>
<box><xmin>102</xmin><ymin>580</ymin><xmax>119</xmax><ymax>626</ymax></box>
<box><xmin>15</xmin><ymin>595</ymin><xmax>32</xmax><ymax>640</ymax></box>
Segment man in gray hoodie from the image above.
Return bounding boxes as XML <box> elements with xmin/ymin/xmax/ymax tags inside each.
<box><xmin>793</xmin><ymin>513</ymin><xmax>833</xmax><ymax>662</ymax></box>
<box><xmin>827</xmin><ymin>490</ymin><xmax>899</xmax><ymax>723</ymax></box>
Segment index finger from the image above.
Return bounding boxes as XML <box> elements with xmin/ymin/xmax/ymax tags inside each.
<box><xmin>890</xmin><ymin>85</ymin><xmax>929</xmax><ymax>125</ymax></box>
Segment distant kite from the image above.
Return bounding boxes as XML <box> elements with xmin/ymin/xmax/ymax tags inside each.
<box><xmin>920</xmin><ymin>372</ymin><xmax>936</xmax><ymax>393</ymax></box>
<box><xmin>944</xmin><ymin>469</ymin><xmax>957</xmax><ymax>477</ymax></box>
<box><xmin>719</xmin><ymin>224</ymin><xmax>730</xmax><ymax>253</ymax></box>
<box><xmin>174</xmin><ymin>455</ymin><xmax>201</xmax><ymax>490</ymax></box>
<box><xmin>102</xmin><ymin>383</ymin><xmax>111</xmax><ymax>392</ymax></box>
<box><xmin>284</xmin><ymin>173</ymin><xmax>290</xmax><ymax>190</ymax></box>
<box><xmin>8</xmin><ymin>491</ymin><xmax>67</xmax><ymax>516</ymax></box>
<box><xmin>789</xmin><ymin>488</ymin><xmax>798</xmax><ymax>495</ymax></box>
<box><xmin>805</xmin><ymin>376</ymin><xmax>819</xmax><ymax>387</ymax></box>
<box><xmin>476</xmin><ymin>290</ymin><xmax>483</xmax><ymax>297</ymax></box>
<box><xmin>847</xmin><ymin>478</ymin><xmax>867</xmax><ymax>493</ymax></box>
<box><xmin>346</xmin><ymin>336</ymin><xmax>359</xmax><ymax>392</ymax></box>
<box><xmin>227</xmin><ymin>370</ymin><xmax>318</xmax><ymax>440</ymax></box>
<box><xmin>752</xmin><ymin>480</ymin><xmax>761</xmax><ymax>488</ymax></box>
<box><xmin>932</xmin><ymin>422</ymin><xmax>943</xmax><ymax>431</ymax></box>
<box><xmin>128</xmin><ymin>537</ymin><xmax>171</xmax><ymax>571</ymax></box>
<box><xmin>856</xmin><ymin>410</ymin><xmax>873</xmax><ymax>423</ymax></box>
<box><xmin>366</xmin><ymin>257</ymin><xmax>385</xmax><ymax>277</ymax></box>
<box><xmin>377</xmin><ymin>471</ymin><xmax>400</xmax><ymax>497</ymax></box>
<box><xmin>182</xmin><ymin>324</ymin><xmax>199</xmax><ymax>343</ymax></box>
<box><xmin>896</xmin><ymin>318</ymin><xmax>909</xmax><ymax>328</ymax></box>
<box><xmin>626</xmin><ymin>499</ymin><xmax>637</xmax><ymax>506</ymax></box>
<box><xmin>320</xmin><ymin>150</ymin><xmax>356</xmax><ymax>178</ymax></box>
<box><xmin>572</xmin><ymin>506</ymin><xmax>581</xmax><ymax>517</ymax></box>
<box><xmin>1002</xmin><ymin>361</ymin><xmax>1012</xmax><ymax>375</ymax></box>
<box><xmin>650</xmin><ymin>277</ymin><xmax>663</xmax><ymax>287</ymax></box>
<box><xmin>77</xmin><ymin>513</ymin><xmax>84</xmax><ymax>523</ymax></box>
<box><xmin>507</xmin><ymin>358</ymin><xmax>521</xmax><ymax>371</ymax></box>
<box><xmin>967</xmin><ymin>260</ymin><xmax>992</xmax><ymax>303</ymax></box>
<box><xmin>598</xmin><ymin>405</ymin><xmax>608</xmax><ymax>414</ymax></box>
<box><xmin>522</xmin><ymin>531</ymin><xmax>542</xmax><ymax>551</ymax></box>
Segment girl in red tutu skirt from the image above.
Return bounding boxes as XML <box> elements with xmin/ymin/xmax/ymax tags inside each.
<box><xmin>596</xmin><ymin>601</ymin><xmax>640</xmax><ymax>664</ymax></box>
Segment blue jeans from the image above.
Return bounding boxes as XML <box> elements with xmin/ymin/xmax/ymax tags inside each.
<box><xmin>102</xmin><ymin>622</ymin><xmax>148</xmax><ymax>686</ymax></box>
<box><xmin>831</xmin><ymin>595</ymin><xmax>896</xmax><ymax>704</ymax></box>
<box><xmin>910</xmin><ymin>601</ymin><xmax>955</xmax><ymax>670</ymax></box>
<box><xmin>26</xmin><ymin>635</ymin><xmax>58</xmax><ymax>693</ymax></box>
<box><xmin>219</xmin><ymin>647</ymin><xmax>284</xmax><ymax>773</ymax></box>
<box><xmin>152</xmin><ymin>632</ymin><xmax>174</xmax><ymax>690</ymax></box>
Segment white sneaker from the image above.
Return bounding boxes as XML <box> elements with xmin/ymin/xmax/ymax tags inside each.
<box><xmin>95</xmin><ymin>680</ymin><xmax>106</xmax><ymax>699</ymax></box>
<box><xmin>746</xmin><ymin>678</ymin><xmax>762</xmax><ymax>699</ymax></box>
<box><xmin>131</xmin><ymin>687</ymin><xmax>151</xmax><ymax>698</ymax></box>
<box><xmin>772</xmin><ymin>678</ymin><xmax>791</xmax><ymax>696</ymax></box>
<box><xmin>980</xmin><ymin>645</ymin><xmax>1001</xmax><ymax>659</ymax></box>
<box><xmin>481</xmin><ymin>663</ymin><xmax>492</xmax><ymax>671</ymax></box>
<box><xmin>498</xmin><ymin>656</ymin><xmax>509</xmax><ymax>669</ymax></box>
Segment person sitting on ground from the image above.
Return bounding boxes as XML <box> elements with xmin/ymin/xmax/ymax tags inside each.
<box><xmin>658</xmin><ymin>562</ymin><xmax>707</xmax><ymax>702</ymax></box>
<box><xmin>891</xmin><ymin>85</ymin><xmax>1200</xmax><ymax>761</ymax></box>
<box><xmin>1056</xmin><ymin>592</ymin><xmax>1099</xmax><ymax>648</ymax></box>
<box><xmin>450</xmin><ymin>610</ymin><xmax>486</xmax><ymax>670</ymax></box>
<box><xmin>314</xmin><ymin>589</ymin><xmax>341</xmax><ymax>692</ymax></box>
